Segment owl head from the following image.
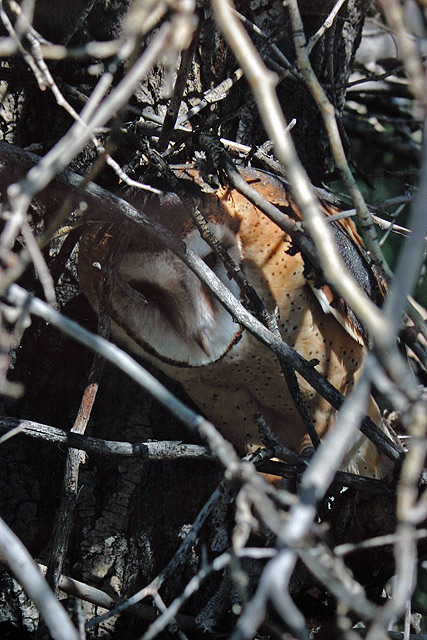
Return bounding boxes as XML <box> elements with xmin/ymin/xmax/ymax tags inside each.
<box><xmin>78</xmin><ymin>180</ymin><xmax>245</xmax><ymax>368</ymax></box>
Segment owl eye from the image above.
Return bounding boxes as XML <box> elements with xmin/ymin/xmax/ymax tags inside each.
<box><xmin>128</xmin><ymin>280</ymin><xmax>174</xmax><ymax>315</ymax></box>
<box><xmin>129</xmin><ymin>279</ymin><xmax>162</xmax><ymax>301</ymax></box>
<box><xmin>203</xmin><ymin>251</ymin><xmax>218</xmax><ymax>271</ymax></box>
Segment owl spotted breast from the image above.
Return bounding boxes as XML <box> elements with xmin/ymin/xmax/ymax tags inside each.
<box><xmin>79</xmin><ymin>168</ymin><xmax>393</xmax><ymax>479</ymax></box>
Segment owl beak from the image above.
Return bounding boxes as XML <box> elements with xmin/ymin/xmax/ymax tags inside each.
<box><xmin>194</xmin><ymin>332</ymin><xmax>212</xmax><ymax>357</ymax></box>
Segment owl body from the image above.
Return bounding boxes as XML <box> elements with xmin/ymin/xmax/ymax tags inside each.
<box><xmin>79</xmin><ymin>168</ymin><xmax>390</xmax><ymax>478</ymax></box>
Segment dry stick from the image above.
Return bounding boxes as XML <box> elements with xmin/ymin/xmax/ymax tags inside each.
<box><xmin>19</xmin><ymin>220</ymin><xmax>56</xmax><ymax>304</ymax></box>
<box><xmin>306</xmin><ymin>0</ymin><xmax>347</xmax><ymax>55</ymax></box>
<box><xmin>371</xmin><ymin>214</ymin><xmax>414</xmax><ymax>238</ymax></box>
<box><xmin>142</xmin><ymin>553</ymin><xmax>232</xmax><ymax>640</ymax></box>
<box><xmin>347</xmin><ymin>59</ymin><xmax>413</xmax><ymax>90</ymax></box>
<box><xmin>335</xmin><ymin>528</ymin><xmax>427</xmax><ymax>557</ymax></box>
<box><xmin>195</xmin><ymin>572</ymin><xmax>235</xmax><ymax>633</ymax></box>
<box><xmin>408</xmin><ymin>300</ymin><xmax>427</xmax><ymax>344</ymax></box>
<box><xmin>36</xmin><ymin>564</ymin><xmax>200</xmax><ymax>633</ymax></box>
<box><xmin>299</xmin><ymin>540</ymin><xmax>377</xmax><ymax>618</ymax></box>
<box><xmin>157</xmin><ymin>21</ymin><xmax>200</xmax><ymax>152</ymax></box>
<box><xmin>36</xmin><ymin>374</ymin><xmax>101</xmax><ymax>639</ymax></box>
<box><xmin>0</xmin><ymin>417</ymin><xmax>214</xmax><ymax>459</ymax></box>
<box><xmin>49</xmin><ymin>227</ymin><xmax>82</xmax><ymax>285</ymax></box>
<box><xmin>176</xmin><ymin>68</ymin><xmax>244</xmax><ymax>127</ymax></box>
<box><xmin>357</xmin><ymin>633</ymin><xmax>427</xmax><ymax>640</ymax></box>
<box><xmin>0</xmin><ymin>416</ymin><xmax>391</xmax><ymax>493</ymax></box>
<box><xmin>38</xmin><ymin>39</ymin><xmax>123</xmax><ymax>60</ymax></box>
<box><xmin>258</xmin><ymin>458</ymin><xmax>394</xmax><ymax>494</ymax></box>
<box><xmin>285</xmin><ymin>0</ymin><xmax>391</xmax><ymax>278</ymax></box>
<box><xmin>237</xmin><ymin>548</ymin><xmax>310</xmax><ymax>640</ymax></box>
<box><xmin>61</xmin><ymin>0</ymin><xmax>98</xmax><ymax>46</ymax></box>
<box><xmin>0</xmin><ymin>517</ymin><xmax>79</xmax><ymax>640</ymax></box>
<box><xmin>233</xmin><ymin>10</ymin><xmax>294</xmax><ymax>73</ymax></box>
<box><xmin>122</xmin><ymin>0</ymin><xmax>169</xmax><ymax>40</ymax></box>
<box><xmin>0</xmin><ymin>21</ymin><xmax>172</xmax><ymax>262</ymax></box>
<box><xmin>378</xmin><ymin>0</ymin><xmax>427</xmax><ymax>104</ymax></box>
<box><xmin>253</xmin><ymin>413</ymin><xmax>301</xmax><ymax>465</ymax></box>
<box><xmin>150</xmin><ymin>593</ymin><xmax>191</xmax><ymax>640</ymax></box>
<box><xmin>42</xmin><ymin>230</ymin><xmax>128</xmax><ymax>604</ymax></box>
<box><xmin>230</xmin><ymin>488</ymin><xmax>260</xmax><ymax>614</ymax></box>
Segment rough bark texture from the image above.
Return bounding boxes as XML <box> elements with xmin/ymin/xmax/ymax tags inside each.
<box><xmin>0</xmin><ymin>1</ymin><xmax>411</xmax><ymax>638</ymax></box>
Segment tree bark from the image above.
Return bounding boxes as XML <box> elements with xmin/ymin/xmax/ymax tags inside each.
<box><xmin>0</xmin><ymin>1</ymin><xmax>416</xmax><ymax>638</ymax></box>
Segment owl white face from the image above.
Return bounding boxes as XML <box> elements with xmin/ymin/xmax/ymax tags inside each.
<box><xmin>108</xmin><ymin>222</ymin><xmax>243</xmax><ymax>367</ymax></box>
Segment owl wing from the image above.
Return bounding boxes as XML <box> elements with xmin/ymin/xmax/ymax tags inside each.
<box><xmin>301</xmin><ymin>202</ymin><xmax>386</xmax><ymax>347</ymax></box>
<box><xmin>219</xmin><ymin>167</ymin><xmax>386</xmax><ymax>347</ymax></box>
<box><xmin>291</xmin><ymin>200</ymin><xmax>387</xmax><ymax>347</ymax></box>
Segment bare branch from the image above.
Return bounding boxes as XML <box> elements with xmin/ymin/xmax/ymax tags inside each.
<box><xmin>0</xmin><ymin>517</ymin><xmax>79</xmax><ymax>640</ymax></box>
<box><xmin>0</xmin><ymin>416</ymin><xmax>214</xmax><ymax>459</ymax></box>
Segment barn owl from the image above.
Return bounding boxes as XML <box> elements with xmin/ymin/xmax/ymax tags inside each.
<box><xmin>78</xmin><ymin>167</ymin><xmax>393</xmax><ymax>479</ymax></box>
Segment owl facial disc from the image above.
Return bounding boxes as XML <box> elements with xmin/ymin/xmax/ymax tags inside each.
<box><xmin>106</xmin><ymin>223</ymin><xmax>243</xmax><ymax>367</ymax></box>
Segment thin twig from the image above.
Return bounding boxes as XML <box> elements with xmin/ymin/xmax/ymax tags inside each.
<box><xmin>285</xmin><ymin>0</ymin><xmax>391</xmax><ymax>278</ymax></box>
<box><xmin>306</xmin><ymin>0</ymin><xmax>347</xmax><ymax>55</ymax></box>
<box><xmin>85</xmin><ymin>481</ymin><xmax>232</xmax><ymax>629</ymax></box>
<box><xmin>176</xmin><ymin>68</ymin><xmax>244</xmax><ymax>127</ymax></box>
<box><xmin>233</xmin><ymin>9</ymin><xmax>293</xmax><ymax>72</ymax></box>
<box><xmin>158</xmin><ymin>20</ymin><xmax>200</xmax><ymax>151</ymax></box>
<box><xmin>0</xmin><ymin>22</ymin><xmax>172</xmax><ymax>263</ymax></box>
<box><xmin>0</xmin><ymin>517</ymin><xmax>79</xmax><ymax>640</ymax></box>
<box><xmin>142</xmin><ymin>553</ymin><xmax>232</xmax><ymax>640</ymax></box>
<box><xmin>335</xmin><ymin>528</ymin><xmax>427</xmax><ymax>557</ymax></box>
<box><xmin>35</xmin><ymin>564</ymin><xmax>200</xmax><ymax>633</ymax></box>
<box><xmin>378</xmin><ymin>0</ymin><xmax>427</xmax><ymax>103</ymax></box>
